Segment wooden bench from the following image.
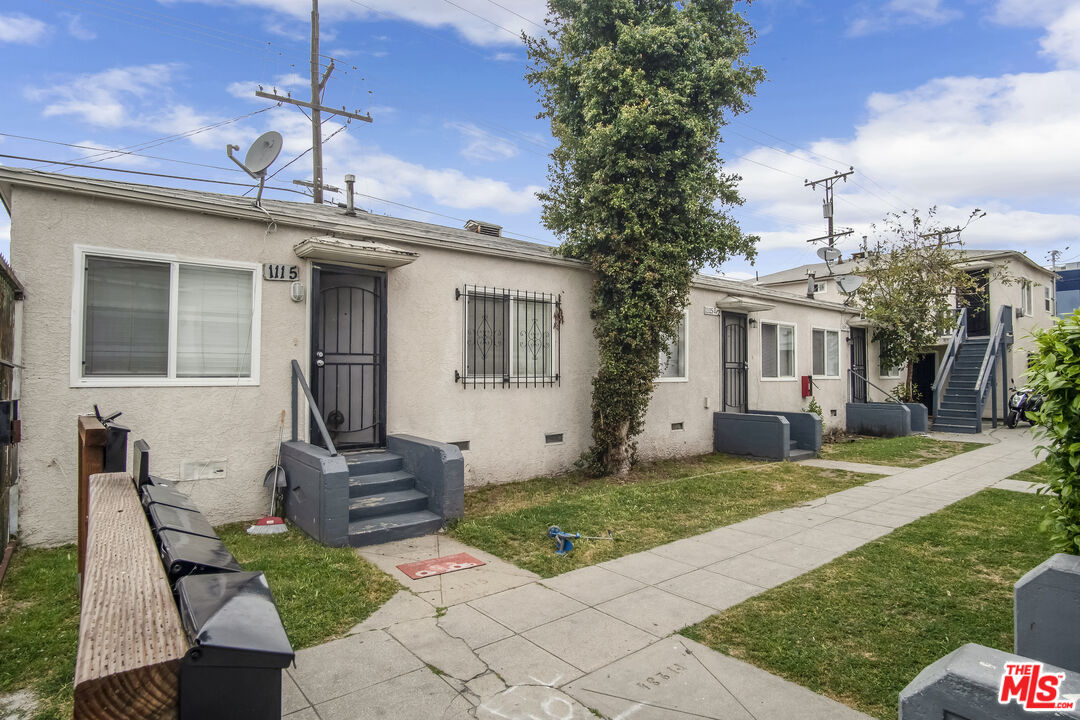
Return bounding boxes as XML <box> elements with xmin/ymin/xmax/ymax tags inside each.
<box><xmin>74</xmin><ymin>472</ymin><xmax>189</xmax><ymax>720</ymax></box>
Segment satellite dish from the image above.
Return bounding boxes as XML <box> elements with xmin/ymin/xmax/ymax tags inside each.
<box><xmin>836</xmin><ymin>274</ymin><xmax>865</xmax><ymax>294</ymax></box>
<box><xmin>244</xmin><ymin>131</ymin><xmax>283</xmax><ymax>175</ymax></box>
<box><xmin>817</xmin><ymin>246</ymin><xmax>842</xmax><ymax>262</ymax></box>
<box><xmin>226</xmin><ymin>130</ymin><xmax>284</xmax><ymax>206</ymax></box>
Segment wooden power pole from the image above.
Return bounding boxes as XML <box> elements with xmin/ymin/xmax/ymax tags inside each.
<box><xmin>255</xmin><ymin>0</ymin><xmax>373</xmax><ymax>204</ymax></box>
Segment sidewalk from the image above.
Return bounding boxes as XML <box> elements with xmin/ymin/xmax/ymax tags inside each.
<box><xmin>283</xmin><ymin>428</ymin><xmax>1042</xmax><ymax>720</ymax></box>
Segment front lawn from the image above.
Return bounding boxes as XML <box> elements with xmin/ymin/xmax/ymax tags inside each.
<box><xmin>1008</xmin><ymin>460</ymin><xmax>1054</xmax><ymax>485</ymax></box>
<box><xmin>682</xmin><ymin>489</ymin><xmax>1051</xmax><ymax>720</ymax></box>
<box><xmin>820</xmin><ymin>435</ymin><xmax>984</xmax><ymax>468</ymax></box>
<box><xmin>448</xmin><ymin>453</ymin><xmax>878</xmax><ymax>577</ymax></box>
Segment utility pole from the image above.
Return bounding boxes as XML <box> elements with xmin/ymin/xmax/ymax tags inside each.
<box><xmin>805</xmin><ymin>167</ymin><xmax>856</xmax><ymax>247</ymax></box>
<box><xmin>1048</xmin><ymin>249</ymin><xmax>1064</xmax><ymax>317</ymax></box>
<box><xmin>255</xmin><ymin>0</ymin><xmax>373</xmax><ymax>204</ymax></box>
<box><xmin>918</xmin><ymin>228</ymin><xmax>963</xmax><ymax>248</ymax></box>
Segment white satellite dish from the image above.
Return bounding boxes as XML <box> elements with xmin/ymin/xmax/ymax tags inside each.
<box><xmin>226</xmin><ymin>130</ymin><xmax>284</xmax><ymax>205</ymax></box>
<box><xmin>835</xmin><ymin>274</ymin><xmax>865</xmax><ymax>295</ymax></box>
<box><xmin>817</xmin><ymin>246</ymin><xmax>842</xmax><ymax>262</ymax></box>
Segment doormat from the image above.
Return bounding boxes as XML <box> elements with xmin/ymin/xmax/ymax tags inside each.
<box><xmin>396</xmin><ymin>553</ymin><xmax>485</xmax><ymax>579</ymax></box>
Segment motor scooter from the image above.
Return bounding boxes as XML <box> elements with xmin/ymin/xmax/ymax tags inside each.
<box><xmin>1007</xmin><ymin>381</ymin><xmax>1043</xmax><ymax>428</ymax></box>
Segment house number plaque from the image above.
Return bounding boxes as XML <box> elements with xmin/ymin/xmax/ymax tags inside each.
<box><xmin>263</xmin><ymin>264</ymin><xmax>299</xmax><ymax>281</ymax></box>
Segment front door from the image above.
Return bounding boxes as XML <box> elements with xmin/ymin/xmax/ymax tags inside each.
<box><xmin>958</xmin><ymin>269</ymin><xmax>990</xmax><ymax>336</ymax></box>
<box><xmin>721</xmin><ymin>312</ymin><xmax>748</xmax><ymax>413</ymax></box>
<box><xmin>850</xmin><ymin>327</ymin><xmax>868</xmax><ymax>403</ymax></box>
<box><xmin>912</xmin><ymin>352</ymin><xmax>936</xmax><ymax>415</ymax></box>
<box><xmin>311</xmin><ymin>266</ymin><xmax>386</xmax><ymax>449</ymax></box>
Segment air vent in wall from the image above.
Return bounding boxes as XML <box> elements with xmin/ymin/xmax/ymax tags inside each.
<box><xmin>545</xmin><ymin>433</ymin><xmax>564</xmax><ymax>445</ymax></box>
<box><xmin>671</xmin><ymin>422</ymin><xmax>684</xmax><ymax>431</ymax></box>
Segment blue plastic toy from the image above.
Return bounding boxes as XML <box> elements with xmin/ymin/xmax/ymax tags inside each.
<box><xmin>547</xmin><ymin>526</ymin><xmax>614</xmax><ymax>555</ymax></box>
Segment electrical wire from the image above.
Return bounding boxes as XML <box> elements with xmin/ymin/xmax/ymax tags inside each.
<box><xmin>478</xmin><ymin>0</ymin><xmax>546</xmax><ymax>29</ymax></box>
<box><xmin>0</xmin><ymin>132</ymin><xmax>245</xmax><ymax>174</ymax></box>
<box><xmin>439</xmin><ymin>0</ymin><xmax>524</xmax><ymax>41</ymax></box>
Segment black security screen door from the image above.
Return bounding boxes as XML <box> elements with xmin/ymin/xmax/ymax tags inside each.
<box><xmin>850</xmin><ymin>327</ymin><xmax>868</xmax><ymax>403</ymax></box>
<box><xmin>311</xmin><ymin>266</ymin><xmax>386</xmax><ymax>449</ymax></box>
<box><xmin>722</xmin><ymin>312</ymin><xmax>748</xmax><ymax>413</ymax></box>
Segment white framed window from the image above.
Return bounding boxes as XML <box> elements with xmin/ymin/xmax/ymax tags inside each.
<box><xmin>71</xmin><ymin>246</ymin><xmax>261</xmax><ymax>387</ymax></box>
<box><xmin>1022</xmin><ymin>280</ymin><xmax>1033</xmax><ymax>316</ymax></box>
<box><xmin>461</xmin><ymin>286</ymin><xmax>558</xmax><ymax>386</ymax></box>
<box><xmin>657</xmin><ymin>310</ymin><xmax>688</xmax><ymax>382</ymax></box>
<box><xmin>811</xmin><ymin>328</ymin><xmax>840</xmax><ymax>378</ymax></box>
<box><xmin>1045</xmin><ymin>286</ymin><xmax>1052</xmax><ymax>313</ymax></box>
<box><xmin>812</xmin><ymin>280</ymin><xmax>826</xmax><ymax>294</ymax></box>
<box><xmin>761</xmin><ymin>322</ymin><xmax>796</xmax><ymax>379</ymax></box>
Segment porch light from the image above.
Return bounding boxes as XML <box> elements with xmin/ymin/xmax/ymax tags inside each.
<box><xmin>290</xmin><ymin>281</ymin><xmax>305</xmax><ymax>302</ymax></box>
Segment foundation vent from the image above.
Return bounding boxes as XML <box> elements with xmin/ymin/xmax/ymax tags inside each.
<box><xmin>545</xmin><ymin>433</ymin><xmax>564</xmax><ymax>445</ymax></box>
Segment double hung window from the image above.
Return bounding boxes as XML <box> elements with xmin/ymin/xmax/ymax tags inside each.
<box><xmin>811</xmin><ymin>328</ymin><xmax>839</xmax><ymax>378</ymax></box>
<box><xmin>761</xmin><ymin>322</ymin><xmax>796</xmax><ymax>379</ymax></box>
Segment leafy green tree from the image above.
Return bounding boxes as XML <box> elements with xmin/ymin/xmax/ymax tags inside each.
<box><xmin>1027</xmin><ymin>312</ymin><xmax>1080</xmax><ymax>553</ymax></box>
<box><xmin>526</xmin><ymin>0</ymin><xmax>763</xmax><ymax>475</ymax></box>
<box><xmin>856</xmin><ymin>209</ymin><xmax>986</xmax><ymax>399</ymax></box>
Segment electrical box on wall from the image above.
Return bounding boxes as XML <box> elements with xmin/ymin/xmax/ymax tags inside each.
<box><xmin>179</xmin><ymin>459</ymin><xmax>228</xmax><ymax>482</ymax></box>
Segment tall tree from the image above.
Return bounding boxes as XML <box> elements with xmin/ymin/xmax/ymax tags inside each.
<box><xmin>526</xmin><ymin>0</ymin><xmax>763</xmax><ymax>475</ymax></box>
<box><xmin>856</xmin><ymin>208</ymin><xmax>989</xmax><ymax>399</ymax></box>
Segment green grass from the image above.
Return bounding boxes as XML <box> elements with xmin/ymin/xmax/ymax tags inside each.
<box><xmin>448</xmin><ymin>453</ymin><xmax>878</xmax><ymax>577</ymax></box>
<box><xmin>1008</xmin><ymin>460</ymin><xmax>1054</xmax><ymax>485</ymax></box>
<box><xmin>0</xmin><ymin>546</ymin><xmax>80</xmax><ymax>720</ymax></box>
<box><xmin>682</xmin><ymin>489</ymin><xmax>1052</xmax><ymax>720</ymax></box>
<box><xmin>820</xmin><ymin>435</ymin><xmax>984</xmax><ymax>468</ymax></box>
<box><xmin>218</xmin><ymin>523</ymin><xmax>400</xmax><ymax>650</ymax></box>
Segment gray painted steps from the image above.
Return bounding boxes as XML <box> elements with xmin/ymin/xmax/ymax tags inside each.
<box><xmin>348</xmin><ymin>510</ymin><xmax>444</xmax><ymax>547</ymax></box>
<box><xmin>789</xmin><ymin>449</ymin><xmax>816</xmax><ymax>462</ymax></box>
<box><xmin>345</xmin><ymin>451</ymin><xmax>405</xmax><ymax>475</ymax></box>
<box><xmin>349</xmin><ymin>488</ymin><xmax>428</xmax><ymax>520</ymax></box>
<box><xmin>350</xmin><ymin>469</ymin><xmax>416</xmax><ymax>497</ymax></box>
<box><xmin>930</xmin><ymin>335</ymin><xmax>991</xmax><ymax>434</ymax></box>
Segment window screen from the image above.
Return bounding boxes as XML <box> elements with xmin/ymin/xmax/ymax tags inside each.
<box><xmin>83</xmin><ymin>256</ymin><xmax>169</xmax><ymax>376</ymax></box>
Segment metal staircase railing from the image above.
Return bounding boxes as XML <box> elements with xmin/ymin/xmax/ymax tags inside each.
<box><xmin>290</xmin><ymin>359</ymin><xmax>338</xmax><ymax>456</ymax></box>
<box><xmin>848</xmin><ymin>368</ymin><xmax>903</xmax><ymax>404</ymax></box>
<box><xmin>931</xmin><ymin>307</ymin><xmax>967</xmax><ymax>419</ymax></box>
<box><xmin>973</xmin><ymin>305</ymin><xmax>1011</xmax><ymax>432</ymax></box>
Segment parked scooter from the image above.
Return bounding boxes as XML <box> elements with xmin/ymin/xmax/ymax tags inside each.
<box><xmin>1007</xmin><ymin>381</ymin><xmax>1044</xmax><ymax>428</ymax></box>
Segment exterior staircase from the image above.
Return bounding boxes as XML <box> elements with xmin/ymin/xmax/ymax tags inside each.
<box><xmin>346</xmin><ymin>450</ymin><xmax>443</xmax><ymax>547</ymax></box>
<box><xmin>933</xmin><ymin>336</ymin><xmax>989</xmax><ymax>434</ymax></box>
<box><xmin>788</xmin><ymin>439</ymin><xmax>816</xmax><ymax>462</ymax></box>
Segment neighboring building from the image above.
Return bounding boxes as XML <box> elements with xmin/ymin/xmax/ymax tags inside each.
<box><xmin>0</xmin><ymin>167</ymin><xmax>910</xmax><ymax>546</ymax></box>
<box><xmin>756</xmin><ymin>249</ymin><xmax>1059</xmax><ymax>429</ymax></box>
<box><xmin>1055</xmin><ymin>262</ymin><xmax>1080</xmax><ymax>318</ymax></box>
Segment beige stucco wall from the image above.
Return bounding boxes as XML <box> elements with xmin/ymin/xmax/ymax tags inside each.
<box><xmin>10</xmin><ymin>184</ymin><xmax>897</xmax><ymax>546</ymax></box>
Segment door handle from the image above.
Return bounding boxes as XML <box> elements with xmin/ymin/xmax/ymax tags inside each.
<box><xmin>316</xmin><ymin>359</ymin><xmax>325</xmax><ymax>367</ymax></box>
<box><xmin>316</xmin><ymin>351</ymin><xmax>324</xmax><ymax>358</ymax></box>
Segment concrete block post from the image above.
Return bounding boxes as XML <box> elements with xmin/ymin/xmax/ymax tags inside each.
<box><xmin>1016</xmin><ymin>553</ymin><xmax>1080</xmax><ymax>673</ymax></box>
<box><xmin>899</xmin><ymin>644</ymin><xmax>1080</xmax><ymax>719</ymax></box>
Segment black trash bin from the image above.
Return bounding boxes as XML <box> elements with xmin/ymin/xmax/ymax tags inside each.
<box><xmin>175</xmin><ymin>571</ymin><xmax>295</xmax><ymax>720</ymax></box>
<box><xmin>141</xmin><ymin>484</ymin><xmax>200</xmax><ymax>512</ymax></box>
<box><xmin>158</xmin><ymin>529</ymin><xmax>243</xmax><ymax>585</ymax></box>
<box><xmin>146</xmin><ymin>503</ymin><xmax>219</xmax><ymax>540</ymax></box>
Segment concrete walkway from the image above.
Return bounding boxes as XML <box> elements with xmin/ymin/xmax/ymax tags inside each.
<box><xmin>283</xmin><ymin>429</ymin><xmax>1042</xmax><ymax>720</ymax></box>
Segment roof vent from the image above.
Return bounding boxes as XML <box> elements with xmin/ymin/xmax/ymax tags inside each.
<box><xmin>465</xmin><ymin>220</ymin><xmax>502</xmax><ymax>237</ymax></box>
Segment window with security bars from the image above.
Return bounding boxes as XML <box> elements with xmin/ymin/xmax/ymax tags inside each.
<box><xmin>457</xmin><ymin>285</ymin><xmax>561</xmax><ymax>387</ymax></box>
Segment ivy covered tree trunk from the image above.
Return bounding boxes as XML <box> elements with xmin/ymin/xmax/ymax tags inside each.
<box><xmin>526</xmin><ymin>0</ymin><xmax>763</xmax><ymax>475</ymax></box>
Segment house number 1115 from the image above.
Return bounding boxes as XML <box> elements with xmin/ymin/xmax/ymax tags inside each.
<box><xmin>263</xmin><ymin>264</ymin><xmax>299</xmax><ymax>281</ymax></box>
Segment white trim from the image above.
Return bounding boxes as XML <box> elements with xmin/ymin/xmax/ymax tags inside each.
<box><xmin>70</xmin><ymin>245</ymin><xmax>262</xmax><ymax>388</ymax></box>
<box><xmin>760</xmin><ymin>320</ymin><xmax>797</xmax><ymax>380</ymax></box>
<box><xmin>656</xmin><ymin>308</ymin><xmax>690</xmax><ymax>383</ymax></box>
<box><xmin>810</xmin><ymin>326</ymin><xmax>841</xmax><ymax>379</ymax></box>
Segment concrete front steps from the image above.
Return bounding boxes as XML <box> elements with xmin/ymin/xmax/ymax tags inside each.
<box><xmin>788</xmin><ymin>439</ymin><xmax>816</xmax><ymax>462</ymax></box>
<box><xmin>346</xmin><ymin>450</ymin><xmax>442</xmax><ymax>547</ymax></box>
<box><xmin>933</xmin><ymin>336</ymin><xmax>989</xmax><ymax>434</ymax></box>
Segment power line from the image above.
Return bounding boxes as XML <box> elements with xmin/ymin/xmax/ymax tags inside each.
<box><xmin>478</xmin><ymin>0</ymin><xmax>545</xmax><ymax>30</ymax></box>
<box><xmin>439</xmin><ymin>0</ymin><xmax>524</xmax><ymax>41</ymax></box>
<box><xmin>0</xmin><ymin>132</ymin><xmax>244</xmax><ymax>174</ymax></box>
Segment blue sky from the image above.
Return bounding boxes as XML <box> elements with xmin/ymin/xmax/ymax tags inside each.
<box><xmin>0</xmin><ymin>0</ymin><xmax>1077</xmax><ymax>278</ymax></box>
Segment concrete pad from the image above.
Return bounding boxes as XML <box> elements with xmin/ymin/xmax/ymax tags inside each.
<box><xmin>649</xmin><ymin>537</ymin><xmax>743</xmax><ymax>567</ymax></box>
<box><xmin>817</xmin><ymin>517</ymin><xmax>894</xmax><ymax>541</ymax></box>
<box><xmin>706</xmin><ymin>553</ymin><xmax>805</xmax><ymax>588</ymax></box>
<box><xmin>359</xmin><ymin>535</ymin><xmax>444</xmax><ymax>560</ymax></box>
<box><xmin>693</xmin><ymin>526</ymin><xmax>776</xmax><ymax>553</ymax></box>
<box><xmin>658</xmin><ymin>569</ymin><xmax>762</xmax><ymax>611</ymax></box>
<box><xmin>477</xmin><ymin>686</ymin><xmax>594</xmax><ymax>720</ymax></box>
<box><xmin>314</xmin><ymin>668</ymin><xmax>470</xmax><ymax>720</ymax></box>
<box><xmin>469</xmin><ymin>583</ymin><xmax>587</xmax><ymax>633</ymax></box>
<box><xmin>748</xmin><ymin>539</ymin><xmax>845</xmax><ymax>570</ymax></box>
<box><xmin>436</xmin><ymin>602</ymin><xmax>514</xmax><ymax>649</ymax></box>
<box><xmin>422</xmin><ymin>566</ymin><xmax>537</xmax><ymax>607</ymax></box>
<box><xmin>599</xmin><ymin>551</ymin><xmax>697</xmax><ymax>585</ymax></box>
<box><xmin>290</xmin><ymin>630</ymin><xmax>424</xmax><ymax>705</ymax></box>
<box><xmin>281</xmin><ymin>671</ymin><xmax>309</xmax><ymax>715</ymax></box>
<box><xmin>347</xmin><ymin>590</ymin><xmax>434</xmax><ymax>634</ymax></box>
<box><xmin>466</xmin><ymin>672</ymin><xmax>506</xmax><ymax>702</ymax></box>
<box><xmin>434</xmin><ymin>536</ymin><xmax>540</xmax><ymax>578</ymax></box>
<box><xmin>540</xmin><ymin>564</ymin><xmax>645</xmax><ymax>606</ymax></box>
<box><xmin>523</xmin><ymin>608</ymin><xmax>656</xmax><ymax>673</ymax></box>
<box><xmin>564</xmin><ymin>637</ymin><xmax>757</xmax><ymax>720</ymax></box>
<box><xmin>993</xmin><ymin>478</ymin><xmax>1046</xmax><ymax>494</ymax></box>
<box><xmin>791</xmin><ymin>499</ymin><xmax>859</xmax><ymax>517</ymax></box>
<box><xmin>598</xmin><ymin>586</ymin><xmax>714</xmax><ymax>637</ymax></box>
<box><xmin>476</xmin><ymin>635</ymin><xmax>583</xmax><ymax>687</ymax></box>
<box><xmin>284</xmin><ymin>709</ymin><xmax>319</xmax><ymax>720</ymax></box>
<box><xmin>842</xmin><ymin>508</ymin><xmax>917</xmax><ymax>529</ymax></box>
<box><xmin>798</xmin><ymin>458</ymin><xmax>905</xmax><ymax>475</ymax></box>
<box><xmin>727</xmin><ymin>516</ymin><xmax>805</xmax><ymax>539</ymax></box>
<box><xmin>785</xmin><ymin>527</ymin><xmax>870</xmax><ymax>554</ymax></box>
<box><xmin>765</xmin><ymin>507</ymin><xmax>841</xmax><ymax>528</ymax></box>
<box><xmin>387</xmin><ymin>617</ymin><xmax>488</xmax><ymax>681</ymax></box>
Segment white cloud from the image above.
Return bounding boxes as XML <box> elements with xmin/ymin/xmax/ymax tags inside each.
<box><xmin>62</xmin><ymin>13</ymin><xmax>96</xmax><ymax>40</ymax></box>
<box><xmin>449</xmin><ymin>122</ymin><xmax>519</xmax><ymax>162</ymax></box>
<box><xmin>1039</xmin><ymin>4</ymin><xmax>1080</xmax><ymax>69</ymax></box>
<box><xmin>490</xmin><ymin>51</ymin><xmax>521</xmax><ymax>62</ymax></box>
<box><xmin>848</xmin><ymin>0</ymin><xmax>961</xmax><ymax>36</ymax></box>
<box><xmin>28</xmin><ymin>64</ymin><xmax>179</xmax><ymax>127</ymax></box>
<box><xmin>169</xmin><ymin>0</ymin><xmax>547</xmax><ymax>47</ymax></box>
<box><xmin>0</xmin><ymin>13</ymin><xmax>49</xmax><ymax>44</ymax></box>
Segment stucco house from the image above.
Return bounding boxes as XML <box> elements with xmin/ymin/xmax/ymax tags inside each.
<box><xmin>756</xmin><ymin>249</ymin><xmax>1058</xmax><ymax>431</ymax></box>
<box><xmin>0</xmin><ymin>167</ymin><xmax>914</xmax><ymax>547</ymax></box>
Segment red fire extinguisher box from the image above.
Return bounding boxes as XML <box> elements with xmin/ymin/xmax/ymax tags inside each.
<box><xmin>801</xmin><ymin>375</ymin><xmax>812</xmax><ymax>398</ymax></box>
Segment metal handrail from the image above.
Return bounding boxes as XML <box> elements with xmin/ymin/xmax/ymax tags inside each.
<box><xmin>931</xmin><ymin>307</ymin><xmax>967</xmax><ymax>419</ymax></box>
<box><xmin>290</xmin><ymin>359</ymin><xmax>337</xmax><ymax>457</ymax></box>
<box><xmin>849</xmin><ymin>368</ymin><xmax>903</xmax><ymax>404</ymax></box>
<box><xmin>975</xmin><ymin>305</ymin><xmax>1009</xmax><ymax>395</ymax></box>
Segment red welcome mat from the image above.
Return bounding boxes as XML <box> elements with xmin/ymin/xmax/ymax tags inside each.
<box><xmin>396</xmin><ymin>553</ymin><xmax>485</xmax><ymax>579</ymax></box>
